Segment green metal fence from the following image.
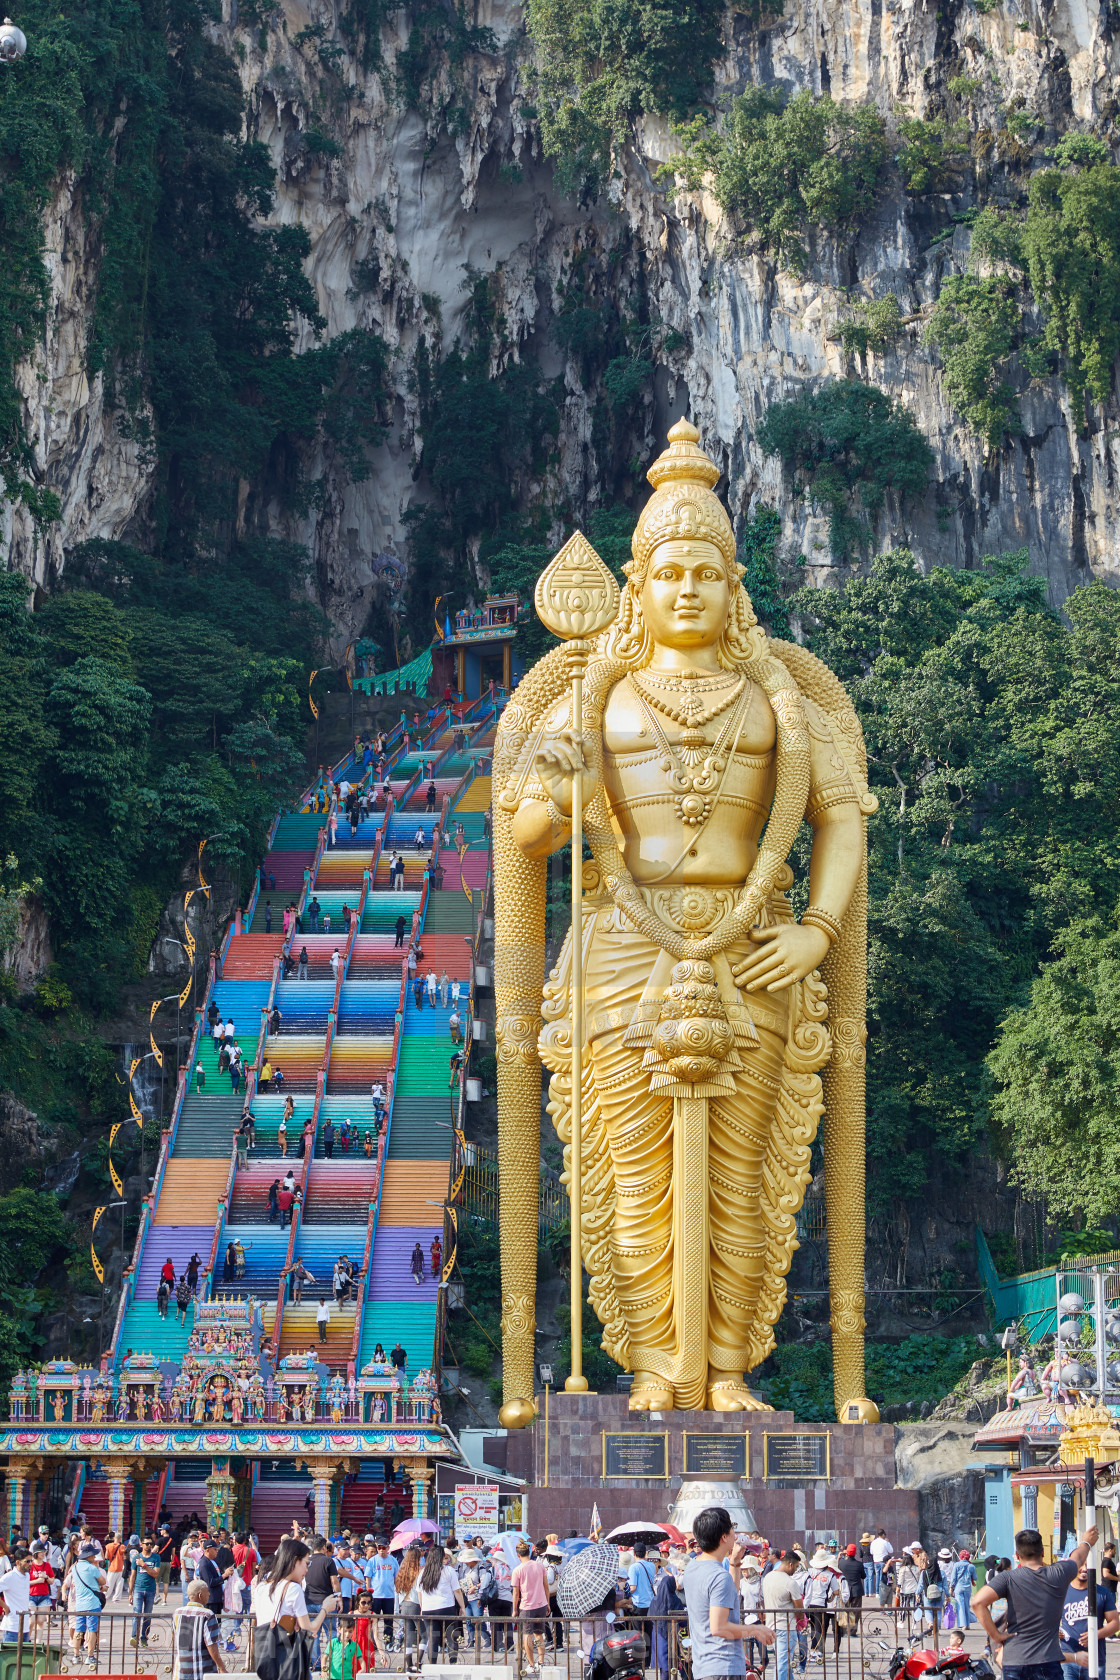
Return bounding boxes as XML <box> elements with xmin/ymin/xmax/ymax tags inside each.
<box><xmin>976</xmin><ymin>1224</ymin><xmax>1120</xmax><ymax>1341</ymax></box>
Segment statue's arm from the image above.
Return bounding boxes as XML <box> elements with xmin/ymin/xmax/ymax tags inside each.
<box><xmin>509</xmin><ymin>711</ymin><xmax>596</xmax><ymax>861</ymax></box>
<box><xmin>511</xmin><ymin>796</ymin><xmax>571</xmax><ymax>861</ymax></box>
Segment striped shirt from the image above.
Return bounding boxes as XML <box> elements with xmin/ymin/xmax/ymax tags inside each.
<box><xmin>172</xmin><ymin>1605</ymin><xmax>220</xmax><ymax>1680</ymax></box>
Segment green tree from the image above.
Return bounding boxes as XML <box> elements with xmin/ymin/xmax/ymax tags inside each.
<box><xmin>670</xmin><ymin>89</ymin><xmax>888</xmax><ymax>273</ymax></box>
<box><xmin>757</xmin><ymin>381</ymin><xmax>933</xmax><ymax>559</ymax></box>
<box><xmin>1023</xmin><ymin>162</ymin><xmax>1120</xmax><ymax>410</ymax></box>
<box><xmin>924</xmin><ymin>274</ymin><xmax>1022</xmax><ymax>448</ymax></box>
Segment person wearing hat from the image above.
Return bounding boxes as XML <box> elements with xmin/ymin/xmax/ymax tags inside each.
<box><xmin>70</xmin><ymin>1542</ymin><xmax>108</xmax><ymax>1666</ymax></box>
<box><xmin>838</xmin><ymin>1545</ymin><xmax>865</xmax><ymax>1615</ymax></box>
<box><xmin>543</xmin><ymin>1547</ymin><xmax>564</xmax><ymax>1651</ymax></box>
<box><xmin>456</xmin><ymin>1545</ymin><xmax>493</xmax><ymax>1654</ymax></box>
<box><xmin>364</xmin><ymin>1538</ymin><xmax>398</xmax><ymax>1650</ymax></box>
<box><xmin>858</xmin><ymin>1534</ymin><xmax>874</xmax><ymax>1599</ymax></box>
<box><xmin>803</xmin><ymin>1548</ymin><xmax>843</xmax><ymax>1655</ymax></box>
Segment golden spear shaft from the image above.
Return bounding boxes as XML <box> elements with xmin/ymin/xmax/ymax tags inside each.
<box><xmin>566</xmin><ymin>663</ymin><xmax>588</xmax><ymax>1393</ymax></box>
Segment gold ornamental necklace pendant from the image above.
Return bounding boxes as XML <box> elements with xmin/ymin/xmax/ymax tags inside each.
<box><xmin>633</xmin><ymin>680</ymin><xmax>752</xmax><ymax>826</ymax></box>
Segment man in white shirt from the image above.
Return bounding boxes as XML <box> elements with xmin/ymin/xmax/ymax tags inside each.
<box><xmin>330</xmin><ymin>949</ymin><xmax>340</xmax><ymax>980</ymax></box>
<box><xmin>316</xmin><ymin>1299</ymin><xmax>331</xmax><ymax>1344</ymax></box>
<box><xmin>869</xmin><ymin>1532</ymin><xmax>894</xmax><ymax>1600</ymax></box>
<box><xmin>762</xmin><ymin>1554</ymin><xmax>803</xmax><ymax>1680</ymax></box>
<box><xmin>1</xmin><ymin>1555</ymin><xmax>31</xmax><ymax>1642</ymax></box>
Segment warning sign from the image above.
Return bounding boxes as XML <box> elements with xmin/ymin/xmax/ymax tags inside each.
<box><xmin>453</xmin><ymin>1483</ymin><xmax>500</xmax><ymax>1539</ymax></box>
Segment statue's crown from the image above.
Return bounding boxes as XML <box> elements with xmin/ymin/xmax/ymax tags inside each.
<box><xmin>629</xmin><ymin>420</ymin><xmax>738</xmax><ymax>579</ymax></box>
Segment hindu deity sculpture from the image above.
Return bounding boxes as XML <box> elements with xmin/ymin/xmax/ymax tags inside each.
<box><xmin>493</xmin><ymin>420</ymin><xmax>877</xmax><ymax>1418</ymax></box>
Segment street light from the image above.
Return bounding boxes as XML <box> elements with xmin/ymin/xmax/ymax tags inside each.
<box><xmin>97</xmin><ymin>1198</ymin><xmax>127</xmax><ymax>1357</ymax></box>
<box><xmin>0</xmin><ymin>18</ymin><xmax>27</xmax><ymax>60</ymax></box>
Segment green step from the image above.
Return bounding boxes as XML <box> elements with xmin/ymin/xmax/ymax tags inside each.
<box><xmin>423</xmin><ymin>896</ymin><xmax>475</xmax><ymax>933</ymax></box>
<box><xmin>388</xmin><ymin>1096</ymin><xmax>458</xmax><ymax>1160</ymax></box>
<box><xmin>449</xmin><ymin>813</ymin><xmax>487</xmax><ymax>839</ymax></box>
<box><xmin>273</xmin><ymin>815</ymin><xmax>326</xmax><ymax>848</ymax></box>
<box><xmin>119</xmin><ymin>1301</ymin><xmax>192</xmax><ymax>1364</ymax></box>
<box><xmin>174</xmin><ymin>1095</ymin><xmax>245</xmax><ymax>1158</ymax></box>
<box><xmin>395</xmin><ymin>1042</ymin><xmax>451</xmax><ymax>1095</ymax></box>
<box><xmin>359</xmin><ymin>1302</ymin><xmax>438</xmax><ymax>1371</ymax></box>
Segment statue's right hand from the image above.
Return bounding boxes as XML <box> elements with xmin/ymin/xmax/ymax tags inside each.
<box><xmin>534</xmin><ymin>730</ymin><xmax>595</xmax><ymax>817</ymax></box>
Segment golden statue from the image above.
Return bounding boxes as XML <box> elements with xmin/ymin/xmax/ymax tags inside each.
<box><xmin>493</xmin><ymin>420</ymin><xmax>878</xmax><ymax>1418</ymax></box>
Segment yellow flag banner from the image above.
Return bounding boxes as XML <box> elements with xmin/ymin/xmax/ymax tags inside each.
<box><xmin>344</xmin><ymin>644</ymin><xmax>354</xmax><ymax>691</ymax></box>
<box><xmin>108</xmin><ymin>1124</ymin><xmax>123</xmax><ymax>1196</ymax></box>
<box><xmin>178</xmin><ymin>976</ymin><xmax>192</xmax><ymax>1009</ymax></box>
<box><xmin>309</xmin><ymin>670</ymin><xmax>320</xmax><ymax>721</ymax></box>
<box><xmin>198</xmin><ymin>838</ymin><xmax>209</xmax><ymax>897</ymax></box>
<box><xmin>90</xmin><ymin>1205</ymin><xmax>106</xmax><ymax>1283</ymax></box>
<box><xmin>149</xmin><ymin>1000</ymin><xmax>164</xmax><ymax>1068</ymax></box>
<box><xmin>129</xmin><ymin>1058</ymin><xmax>143</xmax><ymax>1125</ymax></box>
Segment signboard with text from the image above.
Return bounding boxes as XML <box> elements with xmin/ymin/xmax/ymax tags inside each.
<box><xmin>683</xmin><ymin>1433</ymin><xmax>748</xmax><ymax>1477</ymax></box>
<box><xmin>763</xmin><ymin>1432</ymin><xmax>830</xmax><ymax>1481</ymax></box>
<box><xmin>603</xmin><ymin>1431</ymin><xmax>669</xmax><ymax>1479</ymax></box>
<box><xmin>452</xmin><ymin>1482</ymin><xmax>501</xmax><ymax>1538</ymax></box>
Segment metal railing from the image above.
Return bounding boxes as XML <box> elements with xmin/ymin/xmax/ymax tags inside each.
<box><xmin>458</xmin><ymin>1140</ymin><xmax>570</xmax><ymax>1236</ymax></box>
<box><xmin>0</xmin><ymin>1604</ymin><xmax>966</xmax><ymax>1680</ymax></box>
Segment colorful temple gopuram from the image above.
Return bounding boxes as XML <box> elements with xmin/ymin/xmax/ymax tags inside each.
<box><xmin>0</xmin><ymin>694</ymin><xmax>498</xmax><ymax>1544</ymax></box>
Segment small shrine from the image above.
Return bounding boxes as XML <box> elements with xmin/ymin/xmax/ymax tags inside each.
<box><xmin>118</xmin><ymin>1353</ymin><xmax>164</xmax><ymax>1421</ymax></box>
<box><xmin>36</xmin><ymin>1361</ymin><xmax>82</xmax><ymax>1424</ymax></box>
<box><xmin>357</xmin><ymin>1354</ymin><xmax>403</xmax><ymax>1423</ymax></box>
<box><xmin>433</xmin><ymin>591</ymin><xmax>523</xmax><ymax>698</ymax></box>
<box><xmin>274</xmin><ymin>1352</ymin><xmax>324</xmax><ymax>1422</ymax></box>
<box><xmin>408</xmin><ymin>1368</ymin><xmax>441</xmax><ymax>1423</ymax></box>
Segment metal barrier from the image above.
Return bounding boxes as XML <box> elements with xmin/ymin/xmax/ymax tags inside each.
<box><xmin>459</xmin><ymin>1139</ymin><xmax>569</xmax><ymax>1237</ymax></box>
<box><xmin>0</xmin><ymin>1604</ymin><xmax>959</xmax><ymax>1679</ymax></box>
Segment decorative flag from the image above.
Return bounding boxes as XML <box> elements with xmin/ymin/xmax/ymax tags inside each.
<box><xmin>149</xmin><ymin>1000</ymin><xmax>163</xmax><ymax>1067</ymax></box>
<box><xmin>197</xmin><ymin>838</ymin><xmax>210</xmax><ymax>897</ymax></box>
<box><xmin>129</xmin><ymin>1058</ymin><xmax>143</xmax><ymax>1124</ymax></box>
<box><xmin>309</xmin><ymin>670</ymin><xmax>320</xmax><ymax>720</ymax></box>
<box><xmin>90</xmin><ymin>1206</ymin><xmax>106</xmax><ymax>1283</ymax></box>
<box><xmin>345</xmin><ymin>643</ymin><xmax>354</xmax><ymax>690</ymax></box>
<box><xmin>590</xmin><ymin>1502</ymin><xmax>602</xmax><ymax>1541</ymax></box>
<box><xmin>108</xmin><ymin>1123</ymin><xmax>123</xmax><ymax>1196</ymax></box>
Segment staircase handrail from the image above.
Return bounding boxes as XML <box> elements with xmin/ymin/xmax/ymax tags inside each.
<box><xmin>64</xmin><ymin>1463</ymin><xmax>84</xmax><ymax>1528</ymax></box>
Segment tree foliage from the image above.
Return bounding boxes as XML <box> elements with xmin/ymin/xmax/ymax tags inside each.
<box><xmin>793</xmin><ymin>553</ymin><xmax>1120</xmax><ymax>1219</ymax></box>
<box><xmin>669</xmin><ymin>88</ymin><xmax>888</xmax><ymax>273</ymax></box>
<box><xmin>1023</xmin><ymin>162</ymin><xmax>1120</xmax><ymax>411</ymax></box>
<box><xmin>757</xmin><ymin>380</ymin><xmax>933</xmax><ymax>559</ymax></box>
<box><xmin>924</xmin><ymin>273</ymin><xmax>1022</xmax><ymax>448</ymax></box>
<box><xmin>526</xmin><ymin>0</ymin><xmax>726</xmax><ymax>196</ymax></box>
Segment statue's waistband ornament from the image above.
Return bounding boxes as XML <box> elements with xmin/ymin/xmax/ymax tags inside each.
<box><xmin>491</xmin><ymin>419</ymin><xmax>878</xmax><ymax>1421</ymax></box>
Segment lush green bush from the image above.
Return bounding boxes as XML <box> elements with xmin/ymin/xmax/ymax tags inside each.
<box><xmin>739</xmin><ymin>508</ymin><xmax>791</xmax><ymax>636</ymax></box>
<box><xmin>837</xmin><ymin>294</ymin><xmax>904</xmax><ymax>357</ymax></box>
<box><xmin>894</xmin><ymin>112</ymin><xmax>970</xmax><ymax>193</ymax></box>
<box><xmin>757</xmin><ymin>1334</ymin><xmax>986</xmax><ymax>1420</ymax></box>
<box><xmin>757</xmin><ymin>380</ymin><xmax>933</xmax><ymax>559</ymax></box>
<box><xmin>924</xmin><ymin>274</ymin><xmax>1021</xmax><ymax>447</ymax></box>
<box><xmin>670</xmin><ymin>88</ymin><xmax>888</xmax><ymax>273</ymax></box>
<box><xmin>1023</xmin><ymin>162</ymin><xmax>1120</xmax><ymax>410</ymax></box>
<box><xmin>526</xmin><ymin>0</ymin><xmax>725</xmax><ymax>196</ymax></box>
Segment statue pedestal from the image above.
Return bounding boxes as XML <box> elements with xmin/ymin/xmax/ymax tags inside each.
<box><xmin>507</xmin><ymin>1391</ymin><xmax>918</xmax><ymax>1542</ymax></box>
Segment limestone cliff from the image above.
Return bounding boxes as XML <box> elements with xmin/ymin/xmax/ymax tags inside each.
<box><xmin>9</xmin><ymin>0</ymin><xmax>1120</xmax><ymax>622</ymax></box>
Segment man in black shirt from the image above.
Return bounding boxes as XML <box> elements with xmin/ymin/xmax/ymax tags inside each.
<box><xmin>304</xmin><ymin>1537</ymin><xmax>340</xmax><ymax>1666</ymax></box>
<box><xmin>390</xmin><ymin>1343</ymin><xmax>407</xmax><ymax>1373</ymax></box>
<box><xmin>196</xmin><ymin>1539</ymin><xmax>224</xmax><ymax>1618</ymax></box>
<box><xmin>839</xmin><ymin>1546</ymin><xmax>865</xmax><ymax>1609</ymax></box>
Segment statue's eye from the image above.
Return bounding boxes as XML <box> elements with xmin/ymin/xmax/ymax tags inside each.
<box><xmin>699</xmin><ymin>568</ymin><xmax>722</xmax><ymax>581</ymax></box>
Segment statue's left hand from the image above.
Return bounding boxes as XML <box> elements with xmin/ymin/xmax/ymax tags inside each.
<box><xmin>731</xmin><ymin>922</ymin><xmax>831</xmax><ymax>991</ymax></box>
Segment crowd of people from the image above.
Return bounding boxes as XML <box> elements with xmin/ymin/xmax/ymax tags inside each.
<box><xmin>0</xmin><ymin>1507</ymin><xmax>1109</xmax><ymax>1680</ymax></box>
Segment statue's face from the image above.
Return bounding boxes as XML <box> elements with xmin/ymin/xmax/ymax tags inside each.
<box><xmin>640</xmin><ymin>539</ymin><xmax>729</xmax><ymax>650</ymax></box>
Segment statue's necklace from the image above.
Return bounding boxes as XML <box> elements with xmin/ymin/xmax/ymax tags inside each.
<box><xmin>629</xmin><ymin>676</ymin><xmax>752</xmax><ymax>825</ymax></box>
<box><xmin>630</xmin><ymin>667</ymin><xmax>745</xmax><ymax>728</ymax></box>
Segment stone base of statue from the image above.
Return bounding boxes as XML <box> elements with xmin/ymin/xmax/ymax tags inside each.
<box><xmin>503</xmin><ymin>1392</ymin><xmax>919</xmax><ymax>1540</ymax></box>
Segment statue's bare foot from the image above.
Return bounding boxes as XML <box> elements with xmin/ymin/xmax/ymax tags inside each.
<box><xmin>629</xmin><ymin>1372</ymin><xmax>674</xmax><ymax>1411</ymax></box>
<box><xmin>707</xmin><ymin>1377</ymin><xmax>772</xmax><ymax>1412</ymax></box>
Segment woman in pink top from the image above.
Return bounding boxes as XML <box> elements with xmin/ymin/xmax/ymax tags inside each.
<box><xmin>511</xmin><ymin>1543</ymin><xmax>550</xmax><ymax>1671</ymax></box>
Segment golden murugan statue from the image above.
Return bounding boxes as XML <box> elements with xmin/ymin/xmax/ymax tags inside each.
<box><xmin>493</xmin><ymin>420</ymin><xmax>877</xmax><ymax>1417</ymax></box>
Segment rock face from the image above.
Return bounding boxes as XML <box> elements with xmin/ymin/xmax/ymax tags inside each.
<box><xmin>8</xmin><ymin>0</ymin><xmax>1120</xmax><ymax>615</ymax></box>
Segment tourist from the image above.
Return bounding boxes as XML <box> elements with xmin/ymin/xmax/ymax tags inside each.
<box><xmin>288</xmin><ymin>1260</ymin><xmax>314</xmax><ymax>1303</ymax></box>
<box><xmin>425</xmin><ymin>782</ymin><xmax>437</xmax><ymax>813</ymax></box>
<box><xmin>869</xmin><ymin>1531</ymin><xmax>893</xmax><ymax>1600</ymax></box>
<box><xmin>414</xmin><ymin>825</ymin><xmax>426</xmax><ymax>851</ymax></box>
<box><xmin>269</xmin><ymin>1005</ymin><xmax>282</xmax><ymax>1033</ymax></box>
<box><xmin>450</xmin><ymin>976</ymin><xmax>461</xmax><ymax>1010</ymax></box>
<box><xmin>394</xmin><ymin>914</ymin><xmax>406</xmax><ymax>948</ymax></box>
<box><xmin>323</xmin><ymin>911</ymin><xmax>331</xmax><ymax>936</ymax></box>
<box><xmin>762</xmin><ymin>1551</ymin><xmax>803</xmax><ymax>1680</ymax></box>
<box><xmin>414</xmin><ymin>974</ymin><xmax>424</xmax><ymax>1009</ymax></box>
<box><xmin>429</xmin><ymin>1235</ymin><xmax>442</xmax><ymax>1278</ymax></box>
<box><xmin>267</xmin><ymin>1179</ymin><xmax>280</xmax><ymax>1223</ymax></box>
<box><xmin>252</xmin><ymin>1536</ymin><xmax>338</xmax><ymax>1653</ymax></box>
<box><xmin>449</xmin><ymin>1050</ymin><xmax>462</xmax><ymax>1090</ymax></box>
<box><xmin>131</xmin><ymin>1535</ymin><xmax>161</xmax><ymax>1647</ymax></box>
<box><xmin>803</xmin><ymin>1547</ymin><xmax>843</xmax><ymax>1653</ymax></box>
<box><xmin>173</xmin><ymin>1578</ymin><xmax>226</xmax><ymax>1680</ymax></box>
<box><xmin>681</xmin><ymin>1507</ymin><xmax>774</xmax><ymax>1680</ymax></box>
<box><xmin>1059</xmin><ymin>1553</ymin><xmax>1118</xmax><ymax>1680</ymax></box>
<box><xmin>365</xmin><ymin>1540</ymin><xmax>398</xmax><ymax>1652</ymax></box>
<box><xmin>299</xmin><ymin>946</ymin><xmax>310</xmax><ymax>980</ymax></box>
<box><xmin>390</xmin><ymin>1342</ymin><xmax>407</xmax><ymax>1373</ymax></box>
<box><xmin>973</xmin><ymin>1522</ymin><xmax>1099</xmax><ymax>1680</ymax></box>
<box><xmin>650</xmin><ymin>1559</ymin><xmax>685</xmax><ymax>1680</ymax></box>
<box><xmin>411</xmin><ymin>1243</ymin><xmax>425</xmax><ymax>1286</ymax></box>
<box><xmin>947</xmin><ymin>1550</ymin><xmax>976</xmax><ymax>1631</ymax></box>
<box><xmin>333</xmin><ymin>1259</ymin><xmax>349</xmax><ymax>1306</ymax></box>
<box><xmin>105</xmin><ymin>1531</ymin><xmax>128</xmax><ymax>1603</ymax></box>
<box><xmin>224</xmin><ymin>1017</ymin><xmax>236</xmax><ymax>1045</ymax></box>
<box><xmin>838</xmin><ymin>1544</ymin><xmax>865</xmax><ymax>1613</ymax></box>
<box><xmin>323</xmin><ymin>1118</ymin><xmax>336</xmax><ymax>1158</ymax></box>
<box><xmin>277</xmin><ymin>1183</ymin><xmax>294</xmax><ymax>1229</ymax></box>
<box><xmin>449</xmin><ymin>1008</ymin><xmax>463</xmax><ymax>1045</ymax></box>
<box><xmin>331</xmin><ymin>949</ymin><xmax>341</xmax><ymax>981</ymax></box>
<box><xmin>69</xmin><ymin>1543</ymin><xmax>107</xmax><ymax>1666</ymax></box>
<box><xmin>157</xmin><ymin>1274</ymin><xmax>171</xmax><ymax>1319</ymax></box>
<box><xmin>180</xmin><ymin>1532</ymin><xmax>203</xmax><ymax>1604</ymax></box>
<box><xmin>395</xmin><ymin>1547</ymin><xmax>423</xmax><ymax>1673</ymax></box>
<box><xmin>418</xmin><ymin>1545</ymin><xmax>465</xmax><ymax>1665</ymax></box>
<box><xmin>156</xmin><ymin>1525</ymin><xmax>176</xmax><ymax>1604</ymax></box>
<box><xmin>309</xmin><ymin>898</ymin><xmax>321</xmax><ymax>934</ymax></box>
<box><xmin>277</xmin><ymin>1110</ymin><xmax>288</xmax><ymax>1157</ymax></box>
<box><xmin>511</xmin><ymin>1540</ymin><xmax>549</xmax><ymax>1672</ymax></box>
<box><xmin>259</xmin><ymin>1058</ymin><xmax>273</xmax><ymax>1092</ymax></box>
<box><xmin>426</xmin><ymin>968</ymin><xmax>437</xmax><ymax>1006</ymax></box>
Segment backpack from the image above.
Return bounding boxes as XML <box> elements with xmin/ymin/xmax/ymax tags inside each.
<box><xmin>476</xmin><ymin>1561</ymin><xmax>498</xmax><ymax>1605</ymax></box>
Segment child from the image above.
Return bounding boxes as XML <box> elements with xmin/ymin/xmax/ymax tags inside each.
<box><xmin>363</xmin><ymin>1131</ymin><xmax>374</xmax><ymax>1158</ymax></box>
<box><xmin>352</xmin><ymin>1592</ymin><xmax>386</xmax><ymax>1670</ymax></box>
<box><xmin>325</xmin><ymin>1615</ymin><xmax>365</xmax><ymax>1679</ymax></box>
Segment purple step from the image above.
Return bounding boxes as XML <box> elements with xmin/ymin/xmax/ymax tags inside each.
<box><xmin>367</xmin><ymin>1226</ymin><xmax>440</xmax><ymax>1301</ymax></box>
<box><xmin>136</xmin><ymin>1227</ymin><xmax>213</xmax><ymax>1298</ymax></box>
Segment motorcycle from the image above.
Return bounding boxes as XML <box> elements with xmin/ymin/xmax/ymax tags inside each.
<box><xmin>586</xmin><ymin>1629</ymin><xmax>648</xmax><ymax>1680</ymax></box>
<box><xmin>887</xmin><ymin>1643</ymin><xmax>996</xmax><ymax>1680</ymax></box>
